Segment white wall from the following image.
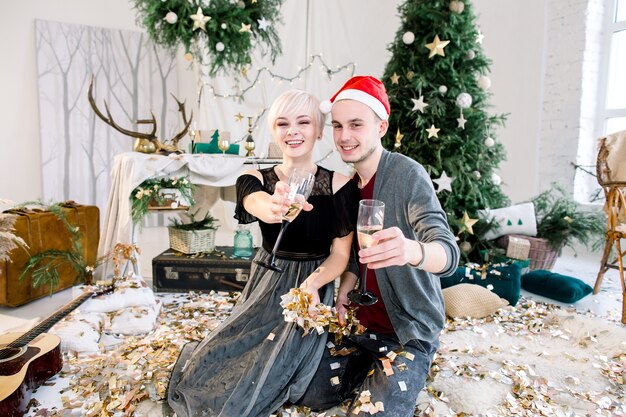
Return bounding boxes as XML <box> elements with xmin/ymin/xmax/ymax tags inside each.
<box><xmin>1</xmin><ymin>0</ymin><xmax>553</xmax><ymax>204</ymax></box>
<box><xmin>1</xmin><ymin>1</ymin><xmax>598</xmax><ymax>274</ymax></box>
<box><xmin>474</xmin><ymin>0</ymin><xmax>547</xmax><ymax>203</ymax></box>
<box><xmin>0</xmin><ymin>0</ymin><xmax>143</xmax><ymax>202</ymax></box>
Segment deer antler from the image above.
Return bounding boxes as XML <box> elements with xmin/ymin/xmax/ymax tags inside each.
<box><xmin>87</xmin><ymin>77</ymin><xmax>157</xmax><ymax>141</ymax></box>
<box><xmin>169</xmin><ymin>93</ymin><xmax>193</xmax><ymax>147</ymax></box>
<box><xmin>88</xmin><ymin>76</ymin><xmax>192</xmax><ymax>154</ymax></box>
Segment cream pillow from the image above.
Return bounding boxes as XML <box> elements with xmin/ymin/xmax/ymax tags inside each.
<box><xmin>479</xmin><ymin>202</ymin><xmax>537</xmax><ymax>240</ymax></box>
<box><xmin>443</xmin><ymin>283</ymin><xmax>509</xmax><ymax>319</ymax></box>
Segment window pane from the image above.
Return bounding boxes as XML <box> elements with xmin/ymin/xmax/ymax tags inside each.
<box><xmin>606</xmin><ymin>30</ymin><xmax>626</xmax><ymax>109</ymax></box>
<box><xmin>605</xmin><ymin>117</ymin><xmax>626</xmax><ymax>134</ymax></box>
<box><xmin>616</xmin><ymin>0</ymin><xmax>626</xmax><ymax>22</ymax></box>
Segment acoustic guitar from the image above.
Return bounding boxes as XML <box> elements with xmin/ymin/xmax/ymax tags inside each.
<box><xmin>0</xmin><ymin>286</ymin><xmax>112</xmax><ymax>417</ymax></box>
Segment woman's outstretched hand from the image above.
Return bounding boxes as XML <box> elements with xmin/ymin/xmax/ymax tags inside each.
<box><xmin>266</xmin><ymin>181</ymin><xmax>291</xmax><ymax>223</ymax></box>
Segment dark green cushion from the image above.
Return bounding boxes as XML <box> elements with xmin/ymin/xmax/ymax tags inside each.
<box><xmin>440</xmin><ymin>263</ymin><xmax>521</xmax><ymax>306</ymax></box>
<box><xmin>521</xmin><ymin>270</ymin><xmax>593</xmax><ymax>303</ymax></box>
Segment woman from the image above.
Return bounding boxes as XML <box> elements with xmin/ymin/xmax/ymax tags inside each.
<box><xmin>168</xmin><ymin>90</ymin><xmax>360</xmax><ymax>417</ymax></box>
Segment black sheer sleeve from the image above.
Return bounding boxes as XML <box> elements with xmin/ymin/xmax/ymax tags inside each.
<box><xmin>331</xmin><ymin>179</ymin><xmax>360</xmax><ymax>238</ymax></box>
<box><xmin>234</xmin><ymin>174</ymin><xmax>264</xmax><ymax>224</ymax></box>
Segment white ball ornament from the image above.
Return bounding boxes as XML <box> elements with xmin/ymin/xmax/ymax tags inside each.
<box><xmin>449</xmin><ymin>1</ymin><xmax>465</xmax><ymax>14</ymax></box>
<box><xmin>402</xmin><ymin>31</ymin><xmax>415</xmax><ymax>45</ymax></box>
<box><xmin>491</xmin><ymin>173</ymin><xmax>502</xmax><ymax>185</ymax></box>
<box><xmin>455</xmin><ymin>92</ymin><xmax>473</xmax><ymax>109</ymax></box>
<box><xmin>438</xmin><ymin>85</ymin><xmax>448</xmax><ymax>94</ymax></box>
<box><xmin>215</xmin><ymin>42</ymin><xmax>225</xmax><ymax>52</ymax></box>
<box><xmin>164</xmin><ymin>12</ymin><xmax>178</xmax><ymax>24</ymax></box>
<box><xmin>472</xmin><ymin>170</ymin><xmax>481</xmax><ymax>179</ymax></box>
<box><xmin>477</xmin><ymin>75</ymin><xmax>492</xmax><ymax>90</ymax></box>
<box><xmin>459</xmin><ymin>241</ymin><xmax>472</xmax><ymax>253</ymax></box>
<box><xmin>484</xmin><ymin>137</ymin><xmax>495</xmax><ymax>147</ymax></box>
<box><xmin>466</xmin><ymin>50</ymin><xmax>476</xmax><ymax>60</ymax></box>
<box><xmin>237</xmin><ymin>1</ymin><xmax>246</xmax><ymax>8</ymax></box>
<box><xmin>221</xmin><ymin>23</ymin><xmax>227</xmax><ymax>29</ymax></box>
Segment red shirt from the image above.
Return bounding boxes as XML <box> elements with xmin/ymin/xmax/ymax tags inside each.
<box><xmin>354</xmin><ymin>173</ymin><xmax>395</xmax><ymax>334</ymax></box>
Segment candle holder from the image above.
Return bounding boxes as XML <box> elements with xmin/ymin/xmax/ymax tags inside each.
<box><xmin>244</xmin><ymin>117</ymin><xmax>255</xmax><ymax>157</ymax></box>
<box><xmin>189</xmin><ymin>127</ymin><xmax>197</xmax><ymax>154</ymax></box>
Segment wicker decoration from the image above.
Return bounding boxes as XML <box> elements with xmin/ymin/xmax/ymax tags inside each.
<box><xmin>168</xmin><ymin>227</ymin><xmax>216</xmax><ymax>254</ymax></box>
<box><xmin>497</xmin><ymin>234</ymin><xmax>560</xmax><ymax>271</ymax></box>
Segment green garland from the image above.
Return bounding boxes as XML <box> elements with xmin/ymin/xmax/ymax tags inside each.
<box><xmin>19</xmin><ymin>202</ymin><xmax>89</xmax><ymax>293</ymax></box>
<box><xmin>133</xmin><ymin>0</ymin><xmax>283</xmax><ymax>76</ymax></box>
<box><xmin>131</xmin><ymin>176</ymin><xmax>195</xmax><ymax>225</ymax></box>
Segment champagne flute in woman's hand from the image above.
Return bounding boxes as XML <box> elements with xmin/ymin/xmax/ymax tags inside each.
<box><xmin>255</xmin><ymin>168</ymin><xmax>315</xmax><ymax>272</ymax></box>
<box><xmin>348</xmin><ymin>199</ymin><xmax>385</xmax><ymax>306</ymax></box>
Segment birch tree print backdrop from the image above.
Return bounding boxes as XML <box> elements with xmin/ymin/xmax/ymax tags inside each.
<box><xmin>36</xmin><ymin>20</ymin><xmax>179</xmax><ymax>216</ymax></box>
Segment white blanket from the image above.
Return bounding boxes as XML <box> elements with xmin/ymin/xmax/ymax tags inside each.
<box><xmin>98</xmin><ymin>152</ymin><xmax>247</xmax><ymax>272</ymax></box>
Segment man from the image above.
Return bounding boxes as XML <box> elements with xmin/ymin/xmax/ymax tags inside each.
<box><xmin>298</xmin><ymin>76</ymin><xmax>460</xmax><ymax>416</ymax></box>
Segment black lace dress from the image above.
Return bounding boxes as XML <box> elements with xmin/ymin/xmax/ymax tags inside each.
<box><xmin>168</xmin><ymin>165</ymin><xmax>359</xmax><ymax>417</ymax></box>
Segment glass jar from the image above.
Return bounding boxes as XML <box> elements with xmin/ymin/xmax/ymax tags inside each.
<box><xmin>233</xmin><ymin>225</ymin><xmax>253</xmax><ymax>258</ymax></box>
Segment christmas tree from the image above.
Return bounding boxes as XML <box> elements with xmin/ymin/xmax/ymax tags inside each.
<box><xmin>381</xmin><ymin>0</ymin><xmax>509</xmax><ymax>262</ymax></box>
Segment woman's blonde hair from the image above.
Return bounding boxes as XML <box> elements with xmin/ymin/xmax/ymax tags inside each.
<box><xmin>267</xmin><ymin>90</ymin><xmax>326</xmax><ymax>137</ymax></box>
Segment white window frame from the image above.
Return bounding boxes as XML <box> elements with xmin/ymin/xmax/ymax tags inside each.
<box><xmin>596</xmin><ymin>0</ymin><xmax>626</xmax><ymax>138</ymax></box>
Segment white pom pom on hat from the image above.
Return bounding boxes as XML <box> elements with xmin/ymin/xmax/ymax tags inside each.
<box><xmin>320</xmin><ymin>76</ymin><xmax>390</xmax><ymax>120</ymax></box>
<box><xmin>319</xmin><ymin>99</ymin><xmax>333</xmax><ymax>114</ymax></box>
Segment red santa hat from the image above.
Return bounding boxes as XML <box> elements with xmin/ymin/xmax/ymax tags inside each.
<box><xmin>319</xmin><ymin>76</ymin><xmax>390</xmax><ymax>120</ymax></box>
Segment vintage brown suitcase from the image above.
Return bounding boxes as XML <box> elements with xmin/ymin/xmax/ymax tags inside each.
<box><xmin>152</xmin><ymin>246</ymin><xmax>256</xmax><ymax>293</ymax></box>
<box><xmin>0</xmin><ymin>203</ymin><xmax>100</xmax><ymax>307</ymax></box>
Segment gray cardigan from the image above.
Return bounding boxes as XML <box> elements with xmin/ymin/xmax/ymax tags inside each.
<box><xmin>360</xmin><ymin>150</ymin><xmax>460</xmax><ymax>345</ymax></box>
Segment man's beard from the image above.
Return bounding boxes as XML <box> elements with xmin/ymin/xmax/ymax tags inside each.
<box><xmin>340</xmin><ymin>142</ymin><xmax>377</xmax><ymax>165</ymax></box>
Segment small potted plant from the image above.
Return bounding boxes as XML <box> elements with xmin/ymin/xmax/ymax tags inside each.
<box><xmin>131</xmin><ymin>176</ymin><xmax>194</xmax><ymax>224</ymax></box>
<box><xmin>527</xmin><ymin>185</ymin><xmax>606</xmax><ymax>269</ymax></box>
<box><xmin>168</xmin><ymin>210</ymin><xmax>219</xmax><ymax>254</ymax></box>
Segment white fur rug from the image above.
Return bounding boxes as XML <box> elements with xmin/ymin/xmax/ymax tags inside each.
<box><xmin>417</xmin><ymin>301</ymin><xmax>625</xmax><ymax>417</ymax></box>
<box><xmin>23</xmin><ymin>294</ymin><xmax>625</xmax><ymax>417</ymax></box>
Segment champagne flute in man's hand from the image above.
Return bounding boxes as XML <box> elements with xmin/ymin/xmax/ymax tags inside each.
<box><xmin>255</xmin><ymin>168</ymin><xmax>315</xmax><ymax>272</ymax></box>
<box><xmin>348</xmin><ymin>199</ymin><xmax>385</xmax><ymax>306</ymax></box>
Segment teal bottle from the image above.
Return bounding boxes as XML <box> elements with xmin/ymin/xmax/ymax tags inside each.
<box><xmin>233</xmin><ymin>226</ymin><xmax>253</xmax><ymax>258</ymax></box>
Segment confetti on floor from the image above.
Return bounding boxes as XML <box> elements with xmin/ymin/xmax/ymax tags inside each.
<box><xmin>22</xmin><ymin>293</ymin><xmax>625</xmax><ymax>417</ymax></box>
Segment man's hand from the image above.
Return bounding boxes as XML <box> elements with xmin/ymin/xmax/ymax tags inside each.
<box><xmin>358</xmin><ymin>226</ymin><xmax>414</xmax><ymax>269</ymax></box>
<box><xmin>335</xmin><ymin>292</ymin><xmax>350</xmax><ymax>326</ymax></box>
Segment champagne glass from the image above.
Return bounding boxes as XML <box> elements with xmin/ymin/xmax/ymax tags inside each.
<box><xmin>348</xmin><ymin>199</ymin><xmax>385</xmax><ymax>306</ymax></box>
<box><xmin>255</xmin><ymin>168</ymin><xmax>315</xmax><ymax>272</ymax></box>
<box><xmin>218</xmin><ymin>139</ymin><xmax>230</xmax><ymax>155</ymax></box>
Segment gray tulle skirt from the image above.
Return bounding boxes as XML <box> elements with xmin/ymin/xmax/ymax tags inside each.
<box><xmin>168</xmin><ymin>248</ymin><xmax>334</xmax><ymax>417</ymax></box>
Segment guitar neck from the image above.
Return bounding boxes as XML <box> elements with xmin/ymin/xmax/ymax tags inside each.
<box><xmin>7</xmin><ymin>292</ymin><xmax>93</xmax><ymax>349</ymax></box>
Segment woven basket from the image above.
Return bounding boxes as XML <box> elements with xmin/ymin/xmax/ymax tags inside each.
<box><xmin>168</xmin><ymin>227</ymin><xmax>216</xmax><ymax>254</ymax></box>
<box><xmin>497</xmin><ymin>234</ymin><xmax>561</xmax><ymax>271</ymax></box>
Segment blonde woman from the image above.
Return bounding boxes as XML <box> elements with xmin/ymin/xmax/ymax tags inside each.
<box><xmin>168</xmin><ymin>90</ymin><xmax>359</xmax><ymax>417</ymax></box>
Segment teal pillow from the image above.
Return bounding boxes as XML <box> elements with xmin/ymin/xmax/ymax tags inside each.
<box><xmin>440</xmin><ymin>263</ymin><xmax>521</xmax><ymax>306</ymax></box>
<box><xmin>521</xmin><ymin>270</ymin><xmax>593</xmax><ymax>303</ymax></box>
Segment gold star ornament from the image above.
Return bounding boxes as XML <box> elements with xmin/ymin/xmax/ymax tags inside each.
<box><xmin>459</xmin><ymin>211</ymin><xmax>479</xmax><ymax>235</ymax></box>
<box><xmin>390</xmin><ymin>73</ymin><xmax>400</xmax><ymax>84</ymax></box>
<box><xmin>239</xmin><ymin>23</ymin><xmax>252</xmax><ymax>33</ymax></box>
<box><xmin>425</xmin><ymin>35</ymin><xmax>450</xmax><ymax>58</ymax></box>
<box><xmin>394</xmin><ymin>128</ymin><xmax>404</xmax><ymax>148</ymax></box>
<box><xmin>234</xmin><ymin>112</ymin><xmax>244</xmax><ymax>122</ymax></box>
<box><xmin>190</xmin><ymin>7</ymin><xmax>211</xmax><ymax>32</ymax></box>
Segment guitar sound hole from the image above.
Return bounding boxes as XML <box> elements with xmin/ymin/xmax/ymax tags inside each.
<box><xmin>0</xmin><ymin>346</ymin><xmax>27</xmax><ymax>363</ymax></box>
